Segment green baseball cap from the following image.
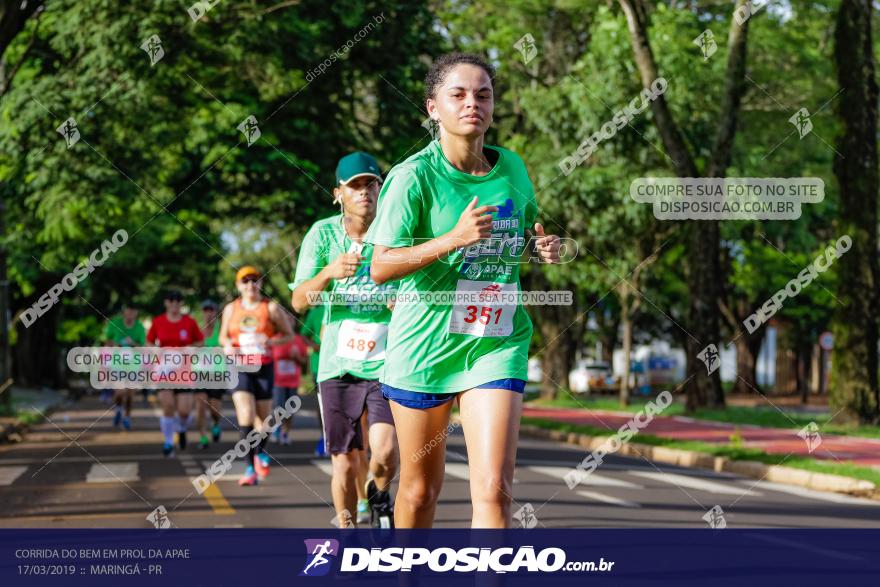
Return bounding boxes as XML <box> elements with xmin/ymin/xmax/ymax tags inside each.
<box><xmin>335</xmin><ymin>151</ymin><xmax>383</xmax><ymax>185</ymax></box>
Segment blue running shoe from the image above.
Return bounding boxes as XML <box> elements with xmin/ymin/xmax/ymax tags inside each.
<box><xmin>315</xmin><ymin>437</ymin><xmax>327</xmax><ymax>458</ymax></box>
<box><xmin>113</xmin><ymin>409</ymin><xmax>122</xmax><ymax>428</ymax></box>
<box><xmin>122</xmin><ymin>417</ymin><xmax>131</xmax><ymax>431</ymax></box>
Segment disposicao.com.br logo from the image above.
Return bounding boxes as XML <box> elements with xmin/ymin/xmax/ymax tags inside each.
<box><xmin>299</xmin><ymin>539</ymin><xmax>614</xmax><ymax>575</ymax></box>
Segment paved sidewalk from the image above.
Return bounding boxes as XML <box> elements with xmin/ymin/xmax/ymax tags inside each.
<box><xmin>521</xmin><ymin>404</ymin><xmax>880</xmax><ymax>468</ymax></box>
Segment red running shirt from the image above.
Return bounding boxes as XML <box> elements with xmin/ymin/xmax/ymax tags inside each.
<box><xmin>147</xmin><ymin>314</ymin><xmax>204</xmax><ymax>348</ymax></box>
<box><xmin>272</xmin><ymin>335</ymin><xmax>309</xmax><ymax>388</ymax></box>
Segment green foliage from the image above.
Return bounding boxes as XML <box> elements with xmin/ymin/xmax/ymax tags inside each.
<box><xmin>2</xmin><ymin>0</ymin><xmax>440</xmax><ymax>341</ymax></box>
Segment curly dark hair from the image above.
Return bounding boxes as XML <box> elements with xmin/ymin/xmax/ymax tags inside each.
<box><xmin>424</xmin><ymin>52</ymin><xmax>496</xmax><ymax>102</ymax></box>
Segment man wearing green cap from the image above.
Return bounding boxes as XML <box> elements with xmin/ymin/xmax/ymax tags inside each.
<box><xmin>290</xmin><ymin>151</ymin><xmax>399</xmax><ymax>528</ymax></box>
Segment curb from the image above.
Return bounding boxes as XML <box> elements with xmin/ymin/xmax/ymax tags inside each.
<box><xmin>0</xmin><ymin>391</ymin><xmax>69</xmax><ymax>445</ymax></box>
<box><xmin>517</xmin><ymin>423</ymin><xmax>878</xmax><ymax>500</ymax></box>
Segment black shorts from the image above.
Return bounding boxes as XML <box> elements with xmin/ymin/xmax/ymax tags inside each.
<box><xmin>196</xmin><ymin>389</ymin><xmax>225</xmax><ymax>401</ymax></box>
<box><xmin>317</xmin><ymin>374</ymin><xmax>394</xmax><ymax>455</ymax></box>
<box><xmin>233</xmin><ymin>363</ymin><xmax>274</xmax><ymax>401</ymax></box>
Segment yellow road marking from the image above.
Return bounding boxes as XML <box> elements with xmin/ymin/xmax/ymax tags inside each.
<box><xmin>199</xmin><ymin>481</ymin><xmax>235</xmax><ymax>515</ymax></box>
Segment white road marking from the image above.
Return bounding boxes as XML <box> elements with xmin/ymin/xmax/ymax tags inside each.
<box><xmin>750</xmin><ymin>480</ymin><xmax>880</xmax><ymax>506</ymax></box>
<box><xmin>85</xmin><ymin>462</ymin><xmax>139</xmax><ymax>483</ymax></box>
<box><xmin>630</xmin><ymin>470</ymin><xmax>761</xmax><ymax>496</ymax></box>
<box><xmin>576</xmin><ymin>490</ymin><xmax>640</xmax><ymax>508</ymax></box>
<box><xmin>0</xmin><ymin>466</ymin><xmax>27</xmax><ymax>486</ymax></box>
<box><xmin>528</xmin><ymin>466</ymin><xmax>644</xmax><ymax>489</ymax></box>
<box><xmin>445</xmin><ymin>463</ymin><xmax>471</xmax><ymax>481</ymax></box>
<box><xmin>311</xmin><ymin>460</ymin><xmax>334</xmax><ymax>477</ymax></box>
<box><xmin>201</xmin><ymin>460</ymin><xmax>248</xmax><ymax>480</ymax></box>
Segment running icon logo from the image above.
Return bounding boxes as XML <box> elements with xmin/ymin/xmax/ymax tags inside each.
<box><xmin>238</xmin><ymin>115</ymin><xmax>261</xmax><ymax>146</ymax></box>
<box><xmin>798</xmin><ymin>421</ymin><xmax>822</xmax><ymax>453</ymax></box>
<box><xmin>146</xmin><ymin>505</ymin><xmax>171</xmax><ymax>529</ymax></box>
<box><xmin>789</xmin><ymin>108</ymin><xmax>813</xmax><ymax>139</ymax></box>
<box><xmin>140</xmin><ymin>34</ymin><xmax>164</xmax><ymax>66</ymax></box>
<box><xmin>702</xmin><ymin>505</ymin><xmax>727</xmax><ymax>529</ymax></box>
<box><xmin>56</xmin><ymin>117</ymin><xmax>80</xmax><ymax>149</ymax></box>
<box><xmin>513</xmin><ymin>503</ymin><xmax>538</xmax><ymax>529</ymax></box>
<box><xmin>300</xmin><ymin>539</ymin><xmax>339</xmax><ymax>577</ymax></box>
<box><xmin>693</xmin><ymin>29</ymin><xmax>717</xmax><ymax>60</ymax></box>
<box><xmin>697</xmin><ymin>344</ymin><xmax>720</xmax><ymax>375</ymax></box>
<box><xmin>513</xmin><ymin>33</ymin><xmax>538</xmax><ymax>64</ymax></box>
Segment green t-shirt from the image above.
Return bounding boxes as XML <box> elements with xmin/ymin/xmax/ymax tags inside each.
<box><xmin>102</xmin><ymin>316</ymin><xmax>146</xmax><ymax>347</ymax></box>
<box><xmin>365</xmin><ymin>140</ymin><xmax>537</xmax><ymax>393</ymax></box>
<box><xmin>290</xmin><ymin>214</ymin><xmax>397</xmax><ymax>383</ymax></box>
<box><xmin>203</xmin><ymin>321</ymin><xmax>220</xmax><ymax>347</ymax></box>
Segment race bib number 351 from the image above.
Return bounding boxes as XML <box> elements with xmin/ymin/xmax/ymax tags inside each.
<box><xmin>336</xmin><ymin>320</ymin><xmax>388</xmax><ymax>361</ymax></box>
<box><xmin>448</xmin><ymin>280</ymin><xmax>517</xmax><ymax>338</ymax></box>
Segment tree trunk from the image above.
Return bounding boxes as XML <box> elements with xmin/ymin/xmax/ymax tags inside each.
<box><xmin>619</xmin><ymin>300</ymin><xmax>632</xmax><ymax>407</ymax></box>
<box><xmin>595</xmin><ymin>308</ymin><xmax>619</xmax><ymax>364</ymax></box>
<box><xmin>731</xmin><ymin>335</ymin><xmax>761</xmax><ymax>395</ymax></box>
<box><xmin>797</xmin><ymin>342</ymin><xmax>812</xmax><ymax>405</ymax></box>
<box><xmin>830</xmin><ymin>0</ymin><xmax>880</xmax><ymax>424</ymax></box>
<box><xmin>619</xmin><ymin>0</ymin><xmax>749</xmax><ymax>411</ymax></box>
<box><xmin>539</xmin><ymin>310</ymin><xmax>575</xmax><ymax>400</ymax></box>
<box><xmin>13</xmin><ymin>304</ymin><xmax>60</xmax><ymax>388</ymax></box>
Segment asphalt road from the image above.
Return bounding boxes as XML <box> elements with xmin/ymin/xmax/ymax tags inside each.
<box><xmin>1</xmin><ymin>394</ymin><xmax>879</xmax><ymax>529</ymax></box>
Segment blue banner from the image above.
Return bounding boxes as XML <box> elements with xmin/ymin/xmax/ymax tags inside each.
<box><xmin>2</xmin><ymin>529</ymin><xmax>878</xmax><ymax>586</ymax></box>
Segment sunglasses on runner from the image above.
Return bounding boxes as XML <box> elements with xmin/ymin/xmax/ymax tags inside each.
<box><xmin>240</xmin><ymin>276</ymin><xmax>260</xmax><ymax>284</ymax></box>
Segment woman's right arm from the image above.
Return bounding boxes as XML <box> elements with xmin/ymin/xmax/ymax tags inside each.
<box><xmin>371</xmin><ymin>197</ymin><xmax>496</xmax><ymax>284</ymax></box>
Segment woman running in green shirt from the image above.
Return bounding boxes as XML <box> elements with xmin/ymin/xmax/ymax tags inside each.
<box><xmin>368</xmin><ymin>53</ymin><xmax>561</xmax><ymax>528</ymax></box>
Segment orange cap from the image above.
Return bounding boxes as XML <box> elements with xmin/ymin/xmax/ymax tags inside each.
<box><xmin>235</xmin><ymin>265</ymin><xmax>261</xmax><ymax>282</ymax></box>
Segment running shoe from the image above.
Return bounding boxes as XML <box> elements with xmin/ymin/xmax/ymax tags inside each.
<box><xmin>199</xmin><ymin>435</ymin><xmax>209</xmax><ymax>450</ymax></box>
<box><xmin>365</xmin><ymin>479</ymin><xmax>394</xmax><ymax>529</ymax></box>
<box><xmin>254</xmin><ymin>453</ymin><xmax>271</xmax><ymax>479</ymax></box>
<box><xmin>113</xmin><ymin>409</ymin><xmax>122</xmax><ymax>428</ymax></box>
<box><xmin>272</xmin><ymin>427</ymin><xmax>282</xmax><ymax>444</ymax></box>
<box><xmin>211</xmin><ymin>424</ymin><xmax>221</xmax><ymax>443</ymax></box>
<box><xmin>281</xmin><ymin>431</ymin><xmax>290</xmax><ymax>445</ymax></box>
<box><xmin>177</xmin><ymin>431</ymin><xmax>187</xmax><ymax>451</ymax></box>
<box><xmin>162</xmin><ymin>443</ymin><xmax>175</xmax><ymax>458</ymax></box>
<box><xmin>314</xmin><ymin>437</ymin><xmax>327</xmax><ymax>458</ymax></box>
<box><xmin>239</xmin><ymin>465</ymin><xmax>258</xmax><ymax>486</ymax></box>
<box><xmin>356</xmin><ymin>499</ymin><xmax>370</xmax><ymax>525</ymax></box>
<box><xmin>122</xmin><ymin>417</ymin><xmax>131</xmax><ymax>431</ymax></box>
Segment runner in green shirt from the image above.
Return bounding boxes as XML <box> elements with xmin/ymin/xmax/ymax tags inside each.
<box><xmin>367</xmin><ymin>53</ymin><xmax>561</xmax><ymax>529</ymax></box>
<box><xmin>102</xmin><ymin>304</ymin><xmax>146</xmax><ymax>431</ymax></box>
<box><xmin>290</xmin><ymin>151</ymin><xmax>399</xmax><ymax>528</ymax></box>
<box><xmin>194</xmin><ymin>299</ymin><xmax>224</xmax><ymax>449</ymax></box>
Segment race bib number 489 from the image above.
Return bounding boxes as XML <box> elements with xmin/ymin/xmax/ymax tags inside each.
<box><xmin>448</xmin><ymin>279</ymin><xmax>517</xmax><ymax>338</ymax></box>
<box><xmin>336</xmin><ymin>320</ymin><xmax>388</xmax><ymax>361</ymax></box>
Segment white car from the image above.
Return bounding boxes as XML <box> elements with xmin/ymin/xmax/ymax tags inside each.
<box><xmin>569</xmin><ymin>360</ymin><xmax>613</xmax><ymax>394</ymax></box>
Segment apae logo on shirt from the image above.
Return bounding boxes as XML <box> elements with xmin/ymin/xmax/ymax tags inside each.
<box><xmin>460</xmin><ymin>198</ymin><xmax>524</xmax><ymax>280</ymax></box>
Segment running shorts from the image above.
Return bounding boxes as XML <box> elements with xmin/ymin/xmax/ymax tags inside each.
<box><xmin>382</xmin><ymin>378</ymin><xmax>526</xmax><ymax>410</ymax></box>
<box><xmin>233</xmin><ymin>363</ymin><xmax>274</xmax><ymax>401</ymax></box>
<box><xmin>201</xmin><ymin>389</ymin><xmax>225</xmax><ymax>401</ymax></box>
<box><xmin>317</xmin><ymin>374</ymin><xmax>394</xmax><ymax>455</ymax></box>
